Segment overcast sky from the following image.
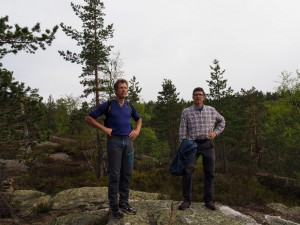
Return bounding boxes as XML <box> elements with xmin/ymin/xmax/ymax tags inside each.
<box><xmin>1</xmin><ymin>0</ymin><xmax>300</xmax><ymax>102</ymax></box>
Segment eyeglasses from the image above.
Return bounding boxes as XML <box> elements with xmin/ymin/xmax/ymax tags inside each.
<box><xmin>193</xmin><ymin>94</ymin><xmax>204</xmax><ymax>97</ymax></box>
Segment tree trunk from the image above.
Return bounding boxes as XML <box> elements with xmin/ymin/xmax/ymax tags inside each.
<box><xmin>21</xmin><ymin>103</ymin><xmax>31</xmax><ymax>153</ymax></box>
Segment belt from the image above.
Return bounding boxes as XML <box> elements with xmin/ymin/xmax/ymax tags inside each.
<box><xmin>195</xmin><ymin>139</ymin><xmax>209</xmax><ymax>144</ymax></box>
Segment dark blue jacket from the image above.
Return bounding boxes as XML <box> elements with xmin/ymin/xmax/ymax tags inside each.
<box><xmin>169</xmin><ymin>140</ymin><xmax>198</xmax><ymax>176</ymax></box>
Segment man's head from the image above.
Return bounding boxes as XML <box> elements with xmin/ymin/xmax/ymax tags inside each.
<box><xmin>114</xmin><ymin>78</ymin><xmax>128</xmax><ymax>99</ymax></box>
<box><xmin>192</xmin><ymin>87</ymin><xmax>206</xmax><ymax>97</ymax></box>
<box><xmin>192</xmin><ymin>87</ymin><xmax>205</xmax><ymax>106</ymax></box>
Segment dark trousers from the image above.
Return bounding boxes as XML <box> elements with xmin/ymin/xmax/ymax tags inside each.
<box><xmin>107</xmin><ymin>135</ymin><xmax>134</xmax><ymax>207</ymax></box>
<box><xmin>182</xmin><ymin>139</ymin><xmax>215</xmax><ymax>203</ymax></box>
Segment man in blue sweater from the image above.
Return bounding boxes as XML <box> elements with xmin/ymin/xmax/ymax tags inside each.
<box><xmin>85</xmin><ymin>79</ymin><xmax>142</xmax><ymax>219</ymax></box>
<box><xmin>178</xmin><ymin>87</ymin><xmax>225</xmax><ymax>211</ymax></box>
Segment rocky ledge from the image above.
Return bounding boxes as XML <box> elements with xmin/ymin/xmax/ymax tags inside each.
<box><xmin>1</xmin><ymin>187</ymin><xmax>299</xmax><ymax>225</ymax></box>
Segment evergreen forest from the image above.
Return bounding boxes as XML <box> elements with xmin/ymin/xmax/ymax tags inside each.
<box><xmin>0</xmin><ymin>0</ymin><xmax>299</xmax><ymax>220</ymax></box>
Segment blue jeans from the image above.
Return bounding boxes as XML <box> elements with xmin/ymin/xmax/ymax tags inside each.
<box><xmin>182</xmin><ymin>139</ymin><xmax>215</xmax><ymax>203</ymax></box>
<box><xmin>107</xmin><ymin>135</ymin><xmax>134</xmax><ymax>207</ymax></box>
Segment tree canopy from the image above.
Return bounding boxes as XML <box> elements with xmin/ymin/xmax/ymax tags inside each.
<box><xmin>0</xmin><ymin>16</ymin><xmax>58</xmax><ymax>61</ymax></box>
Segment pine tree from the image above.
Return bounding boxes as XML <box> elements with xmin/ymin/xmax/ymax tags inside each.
<box><xmin>207</xmin><ymin>59</ymin><xmax>233</xmax><ymax>100</ymax></box>
<box><xmin>0</xmin><ymin>16</ymin><xmax>58</xmax><ymax>61</ymax></box>
<box><xmin>0</xmin><ymin>70</ymin><xmax>45</xmax><ymax>154</ymax></box>
<box><xmin>59</xmin><ymin>0</ymin><xmax>114</xmax><ymax>104</ymax></box>
<box><xmin>59</xmin><ymin>0</ymin><xmax>114</xmax><ymax>177</ymax></box>
<box><xmin>239</xmin><ymin>87</ymin><xmax>266</xmax><ymax>169</ymax></box>
<box><xmin>154</xmin><ymin>79</ymin><xmax>182</xmax><ymax>157</ymax></box>
<box><xmin>0</xmin><ymin>16</ymin><xmax>57</xmax><ymax>153</ymax></box>
<box><xmin>128</xmin><ymin>76</ymin><xmax>142</xmax><ymax>103</ymax></box>
<box><xmin>207</xmin><ymin>59</ymin><xmax>233</xmax><ymax>173</ymax></box>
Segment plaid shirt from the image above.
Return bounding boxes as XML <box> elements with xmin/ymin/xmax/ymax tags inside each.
<box><xmin>179</xmin><ymin>105</ymin><xmax>225</xmax><ymax>142</ymax></box>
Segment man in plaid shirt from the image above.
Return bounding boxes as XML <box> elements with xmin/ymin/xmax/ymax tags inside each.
<box><xmin>178</xmin><ymin>87</ymin><xmax>225</xmax><ymax>211</ymax></box>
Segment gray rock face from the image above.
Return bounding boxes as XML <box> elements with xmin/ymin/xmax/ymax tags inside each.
<box><xmin>48</xmin><ymin>153</ymin><xmax>71</xmax><ymax>162</ymax></box>
<box><xmin>10</xmin><ymin>187</ymin><xmax>300</xmax><ymax>225</ymax></box>
<box><xmin>267</xmin><ymin>203</ymin><xmax>300</xmax><ymax>215</ymax></box>
<box><xmin>51</xmin><ymin>187</ymin><xmax>108</xmax><ymax>210</ymax></box>
<box><xmin>106</xmin><ymin>200</ymin><xmax>259</xmax><ymax>225</ymax></box>
<box><xmin>13</xmin><ymin>190</ymin><xmax>51</xmax><ymax>216</ymax></box>
<box><xmin>49</xmin><ymin>211</ymin><xmax>109</xmax><ymax>225</ymax></box>
<box><xmin>0</xmin><ymin>159</ymin><xmax>28</xmax><ymax>172</ymax></box>
<box><xmin>265</xmin><ymin>215</ymin><xmax>300</xmax><ymax>225</ymax></box>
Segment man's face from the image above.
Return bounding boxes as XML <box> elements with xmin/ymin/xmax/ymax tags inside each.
<box><xmin>115</xmin><ymin>82</ymin><xmax>128</xmax><ymax>99</ymax></box>
<box><xmin>193</xmin><ymin>91</ymin><xmax>205</xmax><ymax>104</ymax></box>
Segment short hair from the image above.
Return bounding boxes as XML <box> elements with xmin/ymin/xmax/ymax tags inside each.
<box><xmin>114</xmin><ymin>78</ymin><xmax>128</xmax><ymax>90</ymax></box>
<box><xmin>193</xmin><ymin>87</ymin><xmax>206</xmax><ymax>96</ymax></box>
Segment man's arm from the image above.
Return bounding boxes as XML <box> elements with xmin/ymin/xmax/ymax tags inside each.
<box><xmin>84</xmin><ymin>116</ymin><xmax>112</xmax><ymax>136</ymax></box>
<box><xmin>213</xmin><ymin>111</ymin><xmax>225</xmax><ymax>135</ymax></box>
<box><xmin>178</xmin><ymin>110</ymin><xmax>187</xmax><ymax>142</ymax></box>
<box><xmin>129</xmin><ymin>118</ymin><xmax>142</xmax><ymax>140</ymax></box>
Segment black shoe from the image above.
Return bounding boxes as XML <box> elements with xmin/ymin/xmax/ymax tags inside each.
<box><xmin>111</xmin><ymin>205</ymin><xmax>124</xmax><ymax>219</ymax></box>
<box><xmin>205</xmin><ymin>201</ymin><xmax>216</xmax><ymax>210</ymax></box>
<box><xmin>119</xmin><ymin>202</ymin><xmax>137</xmax><ymax>215</ymax></box>
<box><xmin>178</xmin><ymin>201</ymin><xmax>191</xmax><ymax>210</ymax></box>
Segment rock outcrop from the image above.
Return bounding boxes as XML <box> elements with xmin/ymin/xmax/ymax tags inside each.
<box><xmin>3</xmin><ymin>187</ymin><xmax>298</xmax><ymax>225</ymax></box>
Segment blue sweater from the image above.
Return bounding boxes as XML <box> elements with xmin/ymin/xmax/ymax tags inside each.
<box><xmin>89</xmin><ymin>100</ymin><xmax>141</xmax><ymax>136</ymax></box>
<box><xmin>169</xmin><ymin>140</ymin><xmax>198</xmax><ymax>176</ymax></box>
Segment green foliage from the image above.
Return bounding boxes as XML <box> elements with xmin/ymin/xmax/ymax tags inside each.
<box><xmin>128</xmin><ymin>75</ymin><xmax>142</xmax><ymax>103</ymax></box>
<box><xmin>24</xmin><ymin>161</ymin><xmax>98</xmax><ymax>194</ymax></box>
<box><xmin>206</xmin><ymin>59</ymin><xmax>233</xmax><ymax>173</ymax></box>
<box><xmin>20</xmin><ymin>149</ymin><xmax>52</xmax><ymax>163</ymax></box>
<box><xmin>133</xmin><ymin>102</ymin><xmax>170</xmax><ymax>159</ymax></box>
<box><xmin>134</xmin><ymin>127</ymin><xmax>157</xmax><ymax>155</ymax></box>
<box><xmin>206</xmin><ymin>59</ymin><xmax>234</xmax><ymax>101</ymax></box>
<box><xmin>59</xmin><ymin>0</ymin><xmax>114</xmax><ymax>102</ymax></box>
<box><xmin>130</xmin><ymin>163</ymin><xmax>296</xmax><ymax>206</ymax></box>
<box><xmin>59</xmin><ymin>0</ymin><xmax>114</xmax><ymax>178</ymax></box>
<box><xmin>215</xmin><ymin>174</ymin><xmax>279</xmax><ymax>205</ymax></box>
<box><xmin>153</xmin><ymin>79</ymin><xmax>182</xmax><ymax>157</ymax></box>
<box><xmin>261</xmin><ymin>71</ymin><xmax>300</xmax><ymax>176</ymax></box>
<box><xmin>150</xmin><ymin>141</ymin><xmax>170</xmax><ymax>163</ymax></box>
<box><xmin>0</xmin><ymin>15</ymin><xmax>58</xmax><ymax>60</ymax></box>
<box><xmin>131</xmin><ymin>168</ymin><xmax>176</xmax><ymax>196</ymax></box>
<box><xmin>0</xmin><ymin>15</ymin><xmax>57</xmax><ymax>158</ymax></box>
<box><xmin>0</xmin><ymin>70</ymin><xmax>47</xmax><ymax>153</ymax></box>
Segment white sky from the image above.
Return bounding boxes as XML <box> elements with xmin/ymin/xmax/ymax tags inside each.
<box><xmin>1</xmin><ymin>0</ymin><xmax>300</xmax><ymax>102</ymax></box>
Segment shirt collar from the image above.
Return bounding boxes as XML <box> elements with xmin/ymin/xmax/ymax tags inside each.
<box><xmin>193</xmin><ymin>104</ymin><xmax>206</xmax><ymax>110</ymax></box>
